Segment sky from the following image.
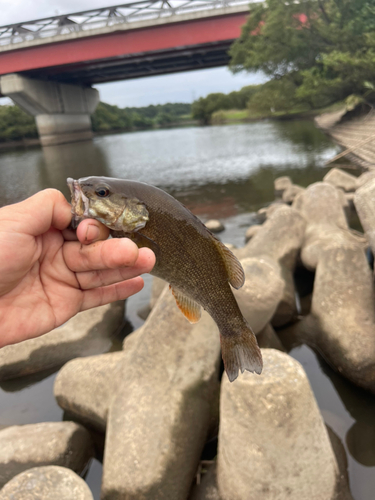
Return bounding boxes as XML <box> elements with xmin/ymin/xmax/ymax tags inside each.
<box><xmin>0</xmin><ymin>0</ymin><xmax>266</xmax><ymax>107</ymax></box>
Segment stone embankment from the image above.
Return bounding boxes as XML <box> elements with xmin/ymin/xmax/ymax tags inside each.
<box><xmin>2</xmin><ymin>162</ymin><xmax>375</xmax><ymax>498</ymax></box>
<box><xmin>315</xmin><ymin>107</ymin><xmax>375</xmax><ymax>168</ymax></box>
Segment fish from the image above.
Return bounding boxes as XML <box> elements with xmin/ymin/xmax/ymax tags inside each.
<box><xmin>67</xmin><ymin>176</ymin><xmax>262</xmax><ymax>382</ymax></box>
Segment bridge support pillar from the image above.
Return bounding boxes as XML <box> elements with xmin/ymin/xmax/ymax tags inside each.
<box><xmin>0</xmin><ymin>74</ymin><xmax>99</xmax><ymax>146</ymax></box>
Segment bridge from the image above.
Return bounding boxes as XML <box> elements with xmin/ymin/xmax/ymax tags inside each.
<box><xmin>0</xmin><ymin>0</ymin><xmax>256</xmax><ymax>146</ymax></box>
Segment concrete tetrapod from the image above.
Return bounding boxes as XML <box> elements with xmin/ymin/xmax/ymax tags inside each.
<box><xmin>293</xmin><ymin>182</ymin><xmax>348</xmax><ymax>229</ymax></box>
<box><xmin>101</xmin><ymin>287</ymin><xmax>221</xmax><ymax>500</ymax></box>
<box><xmin>0</xmin><ymin>422</ymin><xmax>94</xmax><ymax>488</ymax></box>
<box><xmin>239</xmin><ymin>205</ymin><xmax>306</xmax><ymax>271</ymax></box>
<box><xmin>54</xmin><ymin>351</ymin><xmax>125</xmax><ymax>432</ymax></box>
<box><xmin>323</xmin><ymin>168</ymin><xmax>358</xmax><ymax>193</ymax></box>
<box><xmin>354</xmin><ymin>178</ymin><xmax>375</xmax><ymax>256</ymax></box>
<box><xmin>233</xmin><ymin>257</ymin><xmax>284</xmax><ymax>334</ymax></box>
<box><xmin>0</xmin><ymin>301</ymin><xmax>125</xmax><ymax>380</ymax></box>
<box><xmin>237</xmin><ymin>206</ymin><xmax>306</xmax><ymax>327</ymax></box>
<box><xmin>282</xmin><ymin>184</ymin><xmax>304</xmax><ymax>204</ymax></box>
<box><xmin>300</xmin><ymin>243</ymin><xmax>375</xmax><ymax>393</ymax></box>
<box><xmin>274</xmin><ymin>176</ymin><xmax>292</xmax><ymax>199</ymax></box>
<box><xmin>217</xmin><ymin>349</ymin><xmax>340</xmax><ymax>500</ymax></box>
<box><xmin>301</xmin><ymin>223</ymin><xmax>367</xmax><ymax>271</ymax></box>
<box><xmin>0</xmin><ymin>466</ymin><xmax>93</xmax><ymax>500</ymax></box>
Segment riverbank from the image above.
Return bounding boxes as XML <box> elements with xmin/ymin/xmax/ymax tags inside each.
<box><xmin>211</xmin><ymin>102</ymin><xmax>346</xmax><ymax>126</ymax></box>
<box><xmin>315</xmin><ymin>105</ymin><xmax>375</xmax><ymax>169</ymax></box>
<box><xmin>0</xmin><ymin>101</ymin><xmax>349</xmax><ymax>151</ymax></box>
<box><xmin>0</xmin><ymin>119</ymin><xmax>200</xmax><ymax>151</ymax></box>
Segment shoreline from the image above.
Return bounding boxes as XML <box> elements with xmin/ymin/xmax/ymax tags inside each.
<box><xmin>0</xmin><ymin>105</ymin><xmax>345</xmax><ymax>152</ymax></box>
<box><xmin>0</xmin><ymin>120</ymin><xmax>199</xmax><ymax>151</ymax></box>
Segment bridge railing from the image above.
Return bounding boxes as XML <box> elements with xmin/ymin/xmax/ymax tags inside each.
<box><xmin>0</xmin><ymin>0</ymin><xmax>259</xmax><ymax>48</ymax></box>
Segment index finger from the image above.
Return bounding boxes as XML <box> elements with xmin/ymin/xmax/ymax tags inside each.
<box><xmin>76</xmin><ymin>219</ymin><xmax>110</xmax><ymax>244</ymax></box>
<box><xmin>63</xmin><ymin>237</ymin><xmax>141</xmax><ymax>272</ymax></box>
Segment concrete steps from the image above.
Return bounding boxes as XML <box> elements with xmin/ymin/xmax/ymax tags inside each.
<box><xmin>316</xmin><ymin>110</ymin><xmax>375</xmax><ymax>168</ymax></box>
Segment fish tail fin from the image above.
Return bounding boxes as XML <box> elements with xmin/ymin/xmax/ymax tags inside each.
<box><xmin>220</xmin><ymin>324</ymin><xmax>263</xmax><ymax>383</ymax></box>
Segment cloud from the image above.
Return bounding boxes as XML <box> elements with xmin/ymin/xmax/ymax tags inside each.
<box><xmin>0</xmin><ymin>0</ymin><xmax>121</xmax><ymax>25</ymax></box>
<box><xmin>97</xmin><ymin>67</ymin><xmax>267</xmax><ymax>107</ymax></box>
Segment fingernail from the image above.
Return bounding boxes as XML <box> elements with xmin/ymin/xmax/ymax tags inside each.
<box><xmin>85</xmin><ymin>224</ymin><xmax>100</xmax><ymax>242</ymax></box>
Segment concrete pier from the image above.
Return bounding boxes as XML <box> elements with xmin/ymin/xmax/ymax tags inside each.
<box><xmin>0</xmin><ymin>74</ymin><xmax>99</xmax><ymax>146</ymax></box>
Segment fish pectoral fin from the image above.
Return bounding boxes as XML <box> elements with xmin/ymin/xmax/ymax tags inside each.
<box><xmin>170</xmin><ymin>286</ymin><xmax>201</xmax><ymax>324</ymax></box>
<box><xmin>132</xmin><ymin>232</ymin><xmax>161</xmax><ymax>258</ymax></box>
<box><xmin>214</xmin><ymin>240</ymin><xmax>245</xmax><ymax>289</ymax></box>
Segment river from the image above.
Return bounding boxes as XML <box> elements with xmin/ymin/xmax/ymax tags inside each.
<box><xmin>0</xmin><ymin>120</ymin><xmax>374</xmax><ymax>499</ymax></box>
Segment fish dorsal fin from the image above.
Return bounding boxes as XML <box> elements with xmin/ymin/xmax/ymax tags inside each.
<box><xmin>214</xmin><ymin>240</ymin><xmax>245</xmax><ymax>289</ymax></box>
<box><xmin>170</xmin><ymin>286</ymin><xmax>201</xmax><ymax>324</ymax></box>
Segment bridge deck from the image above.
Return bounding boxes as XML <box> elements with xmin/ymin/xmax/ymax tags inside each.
<box><xmin>0</xmin><ymin>1</ymin><xmax>254</xmax><ymax>86</ymax></box>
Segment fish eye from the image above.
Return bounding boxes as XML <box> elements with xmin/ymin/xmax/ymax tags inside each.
<box><xmin>95</xmin><ymin>187</ymin><xmax>110</xmax><ymax>197</ymax></box>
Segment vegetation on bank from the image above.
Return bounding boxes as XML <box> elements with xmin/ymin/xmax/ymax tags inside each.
<box><xmin>0</xmin><ymin>105</ymin><xmax>38</xmax><ymax>143</ymax></box>
<box><xmin>193</xmin><ymin>0</ymin><xmax>375</xmax><ymax>125</ymax></box>
<box><xmin>0</xmin><ymin>101</ymin><xmax>192</xmax><ymax>143</ymax></box>
<box><xmin>91</xmin><ymin>102</ymin><xmax>192</xmax><ymax>133</ymax></box>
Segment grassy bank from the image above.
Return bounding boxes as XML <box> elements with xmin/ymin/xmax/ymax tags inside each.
<box><xmin>210</xmin><ymin>102</ymin><xmax>346</xmax><ymax>126</ymax></box>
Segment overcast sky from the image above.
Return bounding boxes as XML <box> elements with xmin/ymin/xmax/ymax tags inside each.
<box><xmin>0</xmin><ymin>0</ymin><xmax>266</xmax><ymax>107</ymax></box>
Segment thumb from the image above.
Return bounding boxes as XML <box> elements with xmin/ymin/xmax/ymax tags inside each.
<box><xmin>0</xmin><ymin>189</ymin><xmax>72</xmax><ymax>236</ymax></box>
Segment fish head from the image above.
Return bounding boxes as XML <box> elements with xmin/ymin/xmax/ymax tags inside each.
<box><xmin>67</xmin><ymin>176</ymin><xmax>149</xmax><ymax>232</ymax></box>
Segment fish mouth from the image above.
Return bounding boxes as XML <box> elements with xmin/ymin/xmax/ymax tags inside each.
<box><xmin>67</xmin><ymin>177</ymin><xmax>90</xmax><ymax>228</ymax></box>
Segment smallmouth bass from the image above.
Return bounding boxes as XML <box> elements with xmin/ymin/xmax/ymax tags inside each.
<box><xmin>67</xmin><ymin>176</ymin><xmax>262</xmax><ymax>382</ymax></box>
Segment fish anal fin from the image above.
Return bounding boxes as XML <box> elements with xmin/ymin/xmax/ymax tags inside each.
<box><xmin>220</xmin><ymin>325</ymin><xmax>263</xmax><ymax>382</ymax></box>
<box><xmin>214</xmin><ymin>240</ymin><xmax>245</xmax><ymax>289</ymax></box>
<box><xmin>170</xmin><ymin>286</ymin><xmax>201</xmax><ymax>324</ymax></box>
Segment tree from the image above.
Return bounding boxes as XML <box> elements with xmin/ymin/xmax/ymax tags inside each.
<box><xmin>192</xmin><ymin>92</ymin><xmax>240</xmax><ymax>124</ymax></box>
<box><xmin>155</xmin><ymin>112</ymin><xmax>175</xmax><ymax>126</ymax></box>
<box><xmin>0</xmin><ymin>105</ymin><xmax>37</xmax><ymax>142</ymax></box>
<box><xmin>247</xmin><ymin>78</ymin><xmax>298</xmax><ymax>115</ymax></box>
<box><xmin>91</xmin><ymin>102</ymin><xmax>132</xmax><ymax>132</ymax></box>
<box><xmin>230</xmin><ymin>0</ymin><xmax>375</xmax><ymax>107</ymax></box>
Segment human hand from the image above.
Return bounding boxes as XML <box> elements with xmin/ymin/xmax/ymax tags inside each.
<box><xmin>0</xmin><ymin>189</ymin><xmax>155</xmax><ymax>348</ymax></box>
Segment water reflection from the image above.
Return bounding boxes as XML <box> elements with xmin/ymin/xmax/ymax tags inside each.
<box><xmin>318</xmin><ymin>359</ymin><xmax>375</xmax><ymax>467</ymax></box>
<box><xmin>40</xmin><ymin>141</ymin><xmax>110</xmax><ymax>201</ymax></box>
<box><xmin>273</xmin><ymin>119</ymin><xmax>333</xmax><ymax>151</ymax></box>
<box><xmin>0</xmin><ymin>367</ymin><xmax>58</xmax><ymax>393</ymax></box>
<box><xmin>0</xmin><ymin>121</ymin><xmax>339</xmax><ymax>213</ymax></box>
<box><xmin>0</xmin><ymin>372</ymin><xmax>63</xmax><ymax>426</ymax></box>
<box><xmin>291</xmin><ymin>345</ymin><xmax>375</xmax><ymax>500</ymax></box>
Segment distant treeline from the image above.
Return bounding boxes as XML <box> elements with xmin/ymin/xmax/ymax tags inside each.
<box><xmin>191</xmin><ymin>78</ymin><xmax>330</xmax><ymax>125</ymax></box>
<box><xmin>0</xmin><ymin>101</ymin><xmax>192</xmax><ymax>143</ymax></box>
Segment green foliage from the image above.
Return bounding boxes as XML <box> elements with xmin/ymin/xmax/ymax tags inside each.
<box><xmin>0</xmin><ymin>105</ymin><xmax>37</xmax><ymax>142</ymax></box>
<box><xmin>91</xmin><ymin>102</ymin><xmax>132</xmax><ymax>132</ymax></box>
<box><xmin>230</xmin><ymin>0</ymin><xmax>375</xmax><ymax>107</ymax></box>
<box><xmin>192</xmin><ymin>86</ymin><xmax>261</xmax><ymax>124</ymax></box>
<box><xmin>130</xmin><ymin>113</ymin><xmax>153</xmax><ymax>128</ymax></box>
<box><xmin>247</xmin><ymin>78</ymin><xmax>300</xmax><ymax>115</ymax></box>
<box><xmin>211</xmin><ymin>110</ymin><xmax>227</xmax><ymax>125</ymax></box>
<box><xmin>154</xmin><ymin>112</ymin><xmax>175</xmax><ymax>126</ymax></box>
<box><xmin>0</xmin><ymin>100</ymin><xmax>192</xmax><ymax>144</ymax></box>
<box><xmin>124</xmin><ymin>102</ymin><xmax>191</xmax><ymax>120</ymax></box>
<box><xmin>92</xmin><ymin>101</ymin><xmax>191</xmax><ymax>130</ymax></box>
